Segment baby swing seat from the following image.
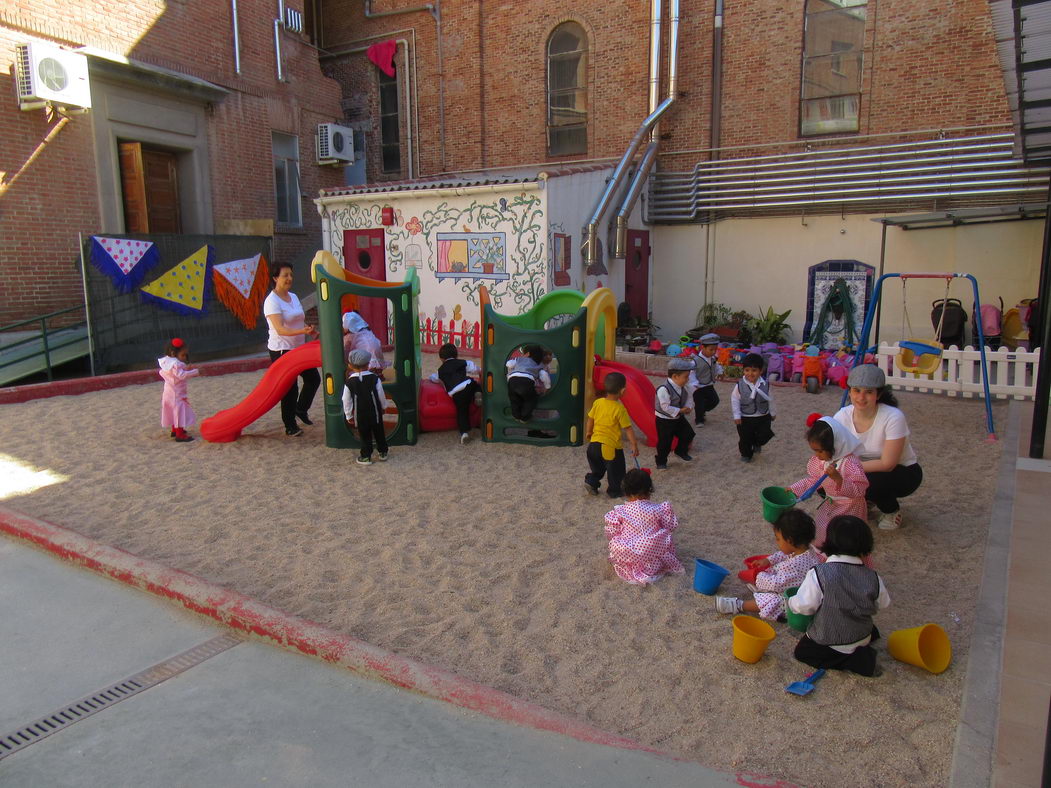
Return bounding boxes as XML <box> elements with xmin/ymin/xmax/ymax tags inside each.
<box><xmin>895</xmin><ymin>339</ymin><xmax>943</xmax><ymax>376</ymax></box>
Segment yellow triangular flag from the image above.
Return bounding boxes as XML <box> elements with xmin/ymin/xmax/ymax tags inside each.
<box><xmin>140</xmin><ymin>245</ymin><xmax>212</xmax><ymax>314</ymax></box>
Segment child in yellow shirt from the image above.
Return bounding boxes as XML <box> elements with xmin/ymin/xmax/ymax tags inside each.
<box><xmin>584</xmin><ymin>372</ymin><xmax>640</xmax><ymax>498</ymax></box>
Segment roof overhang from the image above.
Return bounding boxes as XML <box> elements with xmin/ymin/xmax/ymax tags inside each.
<box><xmin>871</xmin><ymin>202</ymin><xmax>1048</xmax><ymax>229</ymax></box>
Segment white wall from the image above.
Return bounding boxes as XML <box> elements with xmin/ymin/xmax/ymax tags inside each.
<box><xmin>650</xmin><ymin>213</ymin><xmax>1044</xmax><ymax>345</ymax></box>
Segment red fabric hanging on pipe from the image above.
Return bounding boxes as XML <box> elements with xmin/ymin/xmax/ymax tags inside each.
<box><xmin>366</xmin><ymin>40</ymin><xmax>398</xmax><ymax>78</ymax></box>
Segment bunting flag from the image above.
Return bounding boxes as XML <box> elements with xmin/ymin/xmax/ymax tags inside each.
<box><xmin>212</xmin><ymin>253</ymin><xmax>269</xmax><ymax>329</ymax></box>
<box><xmin>140</xmin><ymin>245</ymin><xmax>214</xmax><ymax>317</ymax></box>
<box><xmin>89</xmin><ymin>236</ymin><xmax>160</xmax><ymax>292</ymax></box>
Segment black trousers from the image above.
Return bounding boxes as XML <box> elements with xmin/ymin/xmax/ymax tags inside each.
<box><xmin>736</xmin><ymin>414</ymin><xmax>774</xmax><ymax>458</ymax></box>
<box><xmin>450</xmin><ymin>380</ymin><xmax>481</xmax><ymax>434</ymax></box>
<box><xmin>507</xmin><ymin>376</ymin><xmax>539</xmax><ymax>422</ymax></box>
<box><xmin>358</xmin><ymin>419</ymin><xmax>389</xmax><ymax>459</ymax></box>
<box><xmin>655</xmin><ymin>416</ymin><xmax>695</xmax><ymax>465</ymax></box>
<box><xmin>865</xmin><ymin>463</ymin><xmax>923</xmax><ymax>514</ymax></box>
<box><xmin>585</xmin><ymin>442</ymin><xmax>626</xmax><ymax>497</ymax></box>
<box><xmin>692</xmin><ymin>386</ymin><xmax>719</xmax><ymax>424</ymax></box>
<box><xmin>269</xmin><ymin>349</ymin><xmax>321</xmax><ymax>431</ymax></box>
<box><xmin>794</xmin><ymin>626</ymin><xmax>881</xmax><ymax>677</ymax></box>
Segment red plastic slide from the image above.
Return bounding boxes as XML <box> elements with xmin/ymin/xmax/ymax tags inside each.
<box><xmin>593</xmin><ymin>359</ymin><xmax>658</xmax><ymax>447</ymax></box>
<box><xmin>200</xmin><ymin>341</ymin><xmax>322</xmax><ymax>443</ymax></box>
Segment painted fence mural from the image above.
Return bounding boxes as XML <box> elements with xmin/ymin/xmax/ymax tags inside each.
<box><xmin>320</xmin><ymin>189</ymin><xmax>547</xmax><ymax>328</ymax></box>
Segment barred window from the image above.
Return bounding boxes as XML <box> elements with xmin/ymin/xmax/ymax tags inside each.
<box><xmin>547</xmin><ymin>22</ymin><xmax>588</xmax><ymax>156</ymax></box>
<box><xmin>800</xmin><ymin>0</ymin><xmax>866</xmax><ymax>136</ymax></box>
<box><xmin>272</xmin><ymin>132</ymin><xmax>301</xmax><ymax>227</ymax></box>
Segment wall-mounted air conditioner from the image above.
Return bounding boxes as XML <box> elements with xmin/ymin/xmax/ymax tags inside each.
<box><xmin>15</xmin><ymin>42</ymin><xmax>92</xmax><ymax>111</ymax></box>
<box><xmin>317</xmin><ymin>123</ymin><xmax>355</xmax><ymax>165</ymax></box>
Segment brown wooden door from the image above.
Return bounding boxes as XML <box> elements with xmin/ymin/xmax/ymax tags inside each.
<box><xmin>342</xmin><ymin>228</ymin><xmax>388</xmax><ymax>337</ymax></box>
<box><xmin>624</xmin><ymin>229</ymin><xmax>650</xmax><ymax>320</ymax></box>
<box><xmin>118</xmin><ymin>142</ymin><xmax>181</xmax><ymax>233</ymax></box>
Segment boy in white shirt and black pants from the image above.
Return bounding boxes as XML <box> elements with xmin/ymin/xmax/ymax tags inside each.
<box><xmin>654</xmin><ymin>357</ymin><xmax>696</xmax><ymax>470</ymax></box>
<box><xmin>731</xmin><ymin>353</ymin><xmax>776</xmax><ymax>463</ymax></box>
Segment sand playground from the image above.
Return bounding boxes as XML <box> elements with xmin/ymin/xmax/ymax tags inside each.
<box><xmin>0</xmin><ymin>356</ymin><xmax>1005</xmax><ymax>787</ymax></box>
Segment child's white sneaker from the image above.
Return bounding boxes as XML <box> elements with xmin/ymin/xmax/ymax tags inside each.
<box><xmin>878</xmin><ymin>509</ymin><xmax>903</xmax><ymax>530</ymax></box>
<box><xmin>356</xmin><ymin>456</ymin><xmax>373</xmax><ymax>466</ymax></box>
<box><xmin>715</xmin><ymin>596</ymin><xmax>744</xmax><ymax>614</ymax></box>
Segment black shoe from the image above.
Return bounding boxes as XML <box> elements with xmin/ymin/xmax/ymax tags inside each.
<box><xmin>296</xmin><ymin>411</ymin><xmax>313</xmax><ymax>425</ymax></box>
<box><xmin>584</xmin><ymin>483</ymin><xmax>599</xmax><ymax>496</ymax></box>
<box><xmin>740</xmin><ymin>455</ymin><xmax>752</xmax><ymax>463</ymax></box>
<box><xmin>676</xmin><ymin>453</ymin><xmax>694</xmax><ymax>462</ymax></box>
<box><xmin>753</xmin><ymin>444</ymin><xmax>762</xmax><ymax>454</ymax></box>
<box><xmin>286</xmin><ymin>426</ymin><xmax>304</xmax><ymax>437</ymax></box>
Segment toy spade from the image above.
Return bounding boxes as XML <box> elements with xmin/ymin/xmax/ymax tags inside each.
<box><xmin>633</xmin><ymin>456</ymin><xmax>652</xmax><ymax>475</ymax></box>
<box><xmin>796</xmin><ymin>474</ymin><xmax>828</xmax><ymax>502</ymax></box>
<box><xmin>785</xmin><ymin>668</ymin><xmax>825</xmax><ymax>696</ymax></box>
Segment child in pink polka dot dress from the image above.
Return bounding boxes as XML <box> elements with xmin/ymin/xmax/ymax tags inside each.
<box><xmin>603</xmin><ymin>469</ymin><xmax>685</xmax><ymax>585</ymax></box>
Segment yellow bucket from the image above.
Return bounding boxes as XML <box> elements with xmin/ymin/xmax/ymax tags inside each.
<box><xmin>731</xmin><ymin>615</ymin><xmax>776</xmax><ymax>664</ymax></box>
<box><xmin>887</xmin><ymin>623</ymin><xmax>952</xmax><ymax>674</ymax></box>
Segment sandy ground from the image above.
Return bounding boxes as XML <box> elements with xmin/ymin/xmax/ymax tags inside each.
<box><xmin>0</xmin><ymin>358</ymin><xmax>1005</xmax><ymax>787</ymax></box>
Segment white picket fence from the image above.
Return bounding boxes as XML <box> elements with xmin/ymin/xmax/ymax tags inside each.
<box><xmin>872</xmin><ymin>343</ymin><xmax>1042</xmax><ymax>400</ymax></box>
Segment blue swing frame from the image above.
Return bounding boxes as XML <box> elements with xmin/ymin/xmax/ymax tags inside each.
<box><xmin>842</xmin><ymin>272</ymin><xmax>996</xmax><ymax>439</ymax></box>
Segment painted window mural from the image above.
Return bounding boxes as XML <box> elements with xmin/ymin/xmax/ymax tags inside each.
<box><xmin>436</xmin><ymin>232</ymin><xmax>509</xmax><ymax>282</ymax></box>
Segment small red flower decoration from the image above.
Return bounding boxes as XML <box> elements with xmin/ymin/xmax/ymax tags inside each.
<box><xmin>406</xmin><ymin>216</ymin><xmax>423</xmax><ymax>235</ymax></box>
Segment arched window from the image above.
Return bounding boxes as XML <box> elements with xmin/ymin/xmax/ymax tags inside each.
<box><xmin>547</xmin><ymin>22</ymin><xmax>587</xmax><ymax>156</ymax></box>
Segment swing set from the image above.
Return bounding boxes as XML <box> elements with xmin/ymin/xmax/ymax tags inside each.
<box><xmin>844</xmin><ymin>272</ymin><xmax>996</xmax><ymax>440</ymax></box>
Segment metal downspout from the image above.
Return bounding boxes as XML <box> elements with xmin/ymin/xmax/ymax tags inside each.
<box><xmin>584</xmin><ymin>0</ymin><xmax>680</xmax><ymax>269</ymax></box>
<box><xmin>704</xmin><ymin>0</ymin><xmax>724</xmax><ymax>305</ymax></box>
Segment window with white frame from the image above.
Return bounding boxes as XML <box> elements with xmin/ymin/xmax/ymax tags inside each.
<box><xmin>272</xmin><ymin>132</ymin><xmax>301</xmax><ymax>227</ymax></box>
<box><xmin>547</xmin><ymin>22</ymin><xmax>588</xmax><ymax>156</ymax></box>
<box><xmin>800</xmin><ymin>0</ymin><xmax>866</xmax><ymax>136</ymax></box>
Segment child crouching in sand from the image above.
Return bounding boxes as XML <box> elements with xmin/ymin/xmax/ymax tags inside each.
<box><xmin>603</xmin><ymin>469</ymin><xmax>684</xmax><ymax>585</ymax></box>
<box><xmin>715</xmin><ymin>509</ymin><xmax>823</xmax><ymax>618</ymax></box>
<box><xmin>789</xmin><ymin>515</ymin><xmax>889</xmax><ymax>677</ymax></box>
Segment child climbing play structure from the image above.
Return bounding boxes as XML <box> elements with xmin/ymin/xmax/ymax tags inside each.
<box><xmin>479</xmin><ymin>286</ymin><xmax>658</xmax><ymax>447</ymax></box>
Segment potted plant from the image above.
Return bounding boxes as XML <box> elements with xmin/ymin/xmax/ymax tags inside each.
<box><xmin>690</xmin><ymin>302</ymin><xmax>754</xmax><ymax>344</ymax></box>
<box><xmin>748</xmin><ymin>306</ymin><xmax>793</xmax><ymax>345</ymax></box>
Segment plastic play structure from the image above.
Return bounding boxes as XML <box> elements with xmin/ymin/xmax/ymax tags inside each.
<box><xmin>844</xmin><ymin>272</ymin><xmax>996</xmax><ymax>439</ymax></box>
<box><xmin>479</xmin><ymin>286</ymin><xmax>658</xmax><ymax>447</ymax></box>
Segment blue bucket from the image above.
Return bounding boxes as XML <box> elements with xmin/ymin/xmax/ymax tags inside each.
<box><xmin>693</xmin><ymin>558</ymin><xmax>730</xmax><ymax>595</ymax></box>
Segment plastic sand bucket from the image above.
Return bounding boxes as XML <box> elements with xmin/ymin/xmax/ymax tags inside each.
<box><xmin>783</xmin><ymin>586</ymin><xmax>812</xmax><ymax>633</ymax></box>
<box><xmin>693</xmin><ymin>558</ymin><xmax>730</xmax><ymax>595</ymax></box>
<box><xmin>732</xmin><ymin>615</ymin><xmax>776</xmax><ymax>663</ymax></box>
<box><xmin>737</xmin><ymin>554</ymin><xmax>767</xmax><ymax>584</ymax></box>
<box><xmin>760</xmin><ymin>486</ymin><xmax>797</xmax><ymax>524</ymax></box>
<box><xmin>887</xmin><ymin>623</ymin><xmax>952</xmax><ymax>674</ymax></box>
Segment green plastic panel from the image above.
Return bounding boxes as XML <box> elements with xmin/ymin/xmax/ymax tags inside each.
<box><xmin>315</xmin><ymin>266</ymin><xmax>421</xmax><ymax>450</ymax></box>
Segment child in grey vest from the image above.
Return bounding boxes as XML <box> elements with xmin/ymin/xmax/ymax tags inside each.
<box><xmin>730</xmin><ymin>353</ymin><xmax>776</xmax><ymax>462</ymax></box>
<box><xmin>788</xmin><ymin>515</ymin><xmax>890</xmax><ymax>677</ymax></box>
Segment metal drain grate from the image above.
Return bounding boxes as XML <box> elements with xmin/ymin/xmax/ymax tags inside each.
<box><xmin>0</xmin><ymin>633</ymin><xmax>241</xmax><ymax>760</ymax></box>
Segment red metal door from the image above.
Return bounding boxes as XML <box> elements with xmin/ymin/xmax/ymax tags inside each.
<box><xmin>624</xmin><ymin>229</ymin><xmax>650</xmax><ymax>320</ymax></box>
<box><xmin>342</xmin><ymin>228</ymin><xmax>388</xmax><ymax>338</ymax></box>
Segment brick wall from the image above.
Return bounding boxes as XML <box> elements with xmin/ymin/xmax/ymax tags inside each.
<box><xmin>0</xmin><ymin>1</ymin><xmax>344</xmax><ymax>325</ymax></box>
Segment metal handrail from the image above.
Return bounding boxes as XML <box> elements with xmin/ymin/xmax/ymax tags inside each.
<box><xmin>0</xmin><ymin>305</ymin><xmax>89</xmax><ymax>382</ymax></box>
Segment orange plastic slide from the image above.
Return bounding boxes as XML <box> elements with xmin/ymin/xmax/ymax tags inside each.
<box><xmin>200</xmin><ymin>341</ymin><xmax>322</xmax><ymax>443</ymax></box>
<box><xmin>592</xmin><ymin>358</ymin><xmax>658</xmax><ymax>448</ymax></box>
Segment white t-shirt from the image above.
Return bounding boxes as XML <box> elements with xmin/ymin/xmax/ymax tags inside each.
<box><xmin>832</xmin><ymin>404</ymin><xmax>918</xmax><ymax>467</ymax></box>
<box><xmin>263</xmin><ymin>290</ymin><xmax>306</xmax><ymax>352</ymax></box>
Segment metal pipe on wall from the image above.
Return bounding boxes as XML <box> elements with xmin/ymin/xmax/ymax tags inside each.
<box><xmin>584</xmin><ymin>0</ymin><xmax>680</xmax><ymax>269</ymax></box>
<box><xmin>231</xmin><ymin>0</ymin><xmax>241</xmax><ymax>75</ymax></box>
<box><xmin>705</xmin><ymin>0</ymin><xmax>724</xmax><ymax>304</ymax></box>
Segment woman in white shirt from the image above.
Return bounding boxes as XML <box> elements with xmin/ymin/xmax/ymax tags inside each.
<box><xmin>832</xmin><ymin>364</ymin><xmax>923</xmax><ymax>531</ymax></box>
<box><xmin>263</xmin><ymin>262</ymin><xmax>319</xmax><ymax>437</ymax></box>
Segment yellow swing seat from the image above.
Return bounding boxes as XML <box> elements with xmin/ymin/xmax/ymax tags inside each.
<box><xmin>895</xmin><ymin>339</ymin><xmax>943</xmax><ymax>376</ymax></box>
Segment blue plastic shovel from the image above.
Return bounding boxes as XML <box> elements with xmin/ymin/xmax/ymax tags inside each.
<box><xmin>796</xmin><ymin>473</ymin><xmax>828</xmax><ymax>502</ymax></box>
<box><xmin>785</xmin><ymin>668</ymin><xmax>826</xmax><ymax>696</ymax></box>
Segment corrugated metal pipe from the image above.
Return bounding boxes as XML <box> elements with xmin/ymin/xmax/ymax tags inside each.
<box><xmin>584</xmin><ymin>0</ymin><xmax>680</xmax><ymax>268</ymax></box>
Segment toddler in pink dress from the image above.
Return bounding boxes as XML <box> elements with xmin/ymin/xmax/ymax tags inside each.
<box><xmin>716</xmin><ymin>509</ymin><xmax>823</xmax><ymax>619</ymax></box>
<box><xmin>158</xmin><ymin>337</ymin><xmax>200</xmax><ymax>442</ymax></box>
<box><xmin>604</xmin><ymin>469</ymin><xmax>685</xmax><ymax>585</ymax></box>
<box><xmin>788</xmin><ymin>414</ymin><xmax>869</xmax><ymax>546</ymax></box>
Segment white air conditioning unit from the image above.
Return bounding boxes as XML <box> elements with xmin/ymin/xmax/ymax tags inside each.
<box><xmin>317</xmin><ymin>123</ymin><xmax>355</xmax><ymax>165</ymax></box>
<box><xmin>14</xmin><ymin>42</ymin><xmax>91</xmax><ymax>111</ymax></box>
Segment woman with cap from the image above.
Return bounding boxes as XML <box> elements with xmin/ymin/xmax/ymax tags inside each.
<box><xmin>832</xmin><ymin>364</ymin><xmax>922</xmax><ymax>530</ymax></box>
<box><xmin>263</xmin><ymin>262</ymin><xmax>319</xmax><ymax>437</ymax></box>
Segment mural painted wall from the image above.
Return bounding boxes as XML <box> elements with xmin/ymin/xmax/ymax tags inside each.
<box><xmin>318</xmin><ymin>186</ymin><xmax>547</xmax><ymax>327</ymax></box>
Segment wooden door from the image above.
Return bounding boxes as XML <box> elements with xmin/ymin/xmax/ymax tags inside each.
<box><xmin>342</xmin><ymin>228</ymin><xmax>388</xmax><ymax>337</ymax></box>
<box><xmin>118</xmin><ymin>142</ymin><xmax>181</xmax><ymax>233</ymax></box>
<box><xmin>624</xmin><ymin>229</ymin><xmax>650</xmax><ymax>320</ymax></box>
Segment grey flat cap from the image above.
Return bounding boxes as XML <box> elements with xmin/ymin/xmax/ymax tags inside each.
<box><xmin>349</xmin><ymin>349</ymin><xmax>372</xmax><ymax>367</ymax></box>
<box><xmin>668</xmin><ymin>357</ymin><xmax>696</xmax><ymax>371</ymax></box>
<box><xmin>847</xmin><ymin>364</ymin><xmax>886</xmax><ymax>388</ymax></box>
<box><xmin>699</xmin><ymin>333</ymin><xmax>721</xmax><ymax>345</ymax></box>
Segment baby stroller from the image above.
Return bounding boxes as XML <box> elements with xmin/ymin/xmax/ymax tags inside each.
<box><xmin>974</xmin><ymin>298</ymin><xmax>1003</xmax><ymax>349</ymax></box>
<box><xmin>931</xmin><ymin>298</ymin><xmax>967</xmax><ymax>350</ymax></box>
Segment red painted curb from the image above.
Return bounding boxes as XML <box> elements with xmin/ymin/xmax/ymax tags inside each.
<box><xmin>0</xmin><ymin>357</ymin><xmax>271</xmax><ymax>405</ymax></box>
<box><xmin>0</xmin><ymin>505</ymin><xmax>672</xmax><ymax>759</ymax></box>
